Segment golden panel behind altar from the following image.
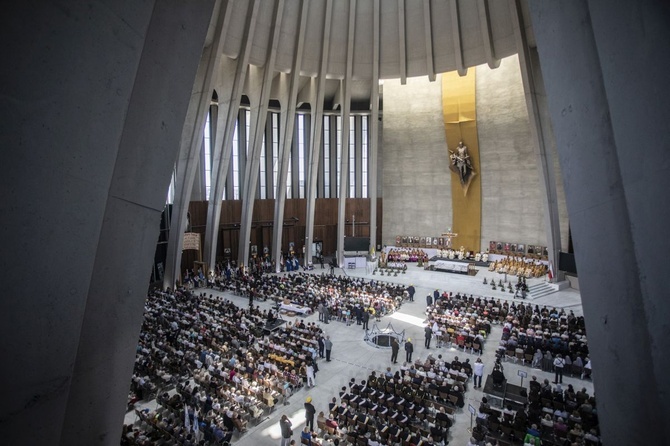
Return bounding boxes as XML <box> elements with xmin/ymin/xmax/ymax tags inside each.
<box><xmin>442</xmin><ymin>71</ymin><xmax>482</xmax><ymax>252</ymax></box>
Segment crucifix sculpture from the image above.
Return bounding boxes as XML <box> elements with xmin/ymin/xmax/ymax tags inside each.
<box><xmin>441</xmin><ymin>228</ymin><xmax>458</xmax><ymax>249</ymax></box>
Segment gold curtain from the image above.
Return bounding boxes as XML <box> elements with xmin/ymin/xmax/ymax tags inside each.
<box><xmin>442</xmin><ymin>71</ymin><xmax>481</xmax><ymax>252</ymax></box>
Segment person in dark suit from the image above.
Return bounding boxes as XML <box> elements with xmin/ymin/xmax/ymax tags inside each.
<box><xmin>304</xmin><ymin>396</ymin><xmax>316</xmax><ymax>431</ymax></box>
<box><xmin>406</xmin><ymin>285</ymin><xmax>415</xmax><ymax>302</ymax></box>
<box><xmin>424</xmin><ymin>325</ymin><xmax>433</xmax><ymax>348</ymax></box>
<box><xmin>362</xmin><ymin>310</ymin><xmax>370</xmax><ymax>330</ymax></box>
<box><xmin>391</xmin><ymin>338</ymin><xmax>400</xmax><ymax>363</ymax></box>
<box><xmin>405</xmin><ymin>338</ymin><xmax>414</xmax><ymax>362</ymax></box>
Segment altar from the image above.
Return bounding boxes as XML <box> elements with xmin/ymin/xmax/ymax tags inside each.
<box><xmin>343</xmin><ymin>255</ymin><xmax>367</xmax><ymax>269</ymax></box>
<box><xmin>433</xmin><ymin>259</ymin><xmax>473</xmax><ymax>275</ymax></box>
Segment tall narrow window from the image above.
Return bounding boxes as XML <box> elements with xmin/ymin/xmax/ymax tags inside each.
<box><xmin>349</xmin><ymin>116</ymin><xmax>356</xmax><ymax>198</ymax></box>
<box><xmin>259</xmin><ymin>133</ymin><xmax>267</xmax><ymax>199</ymax></box>
<box><xmin>323</xmin><ymin>117</ymin><xmax>330</xmax><ymax>198</ymax></box>
<box><xmin>203</xmin><ymin>112</ymin><xmax>212</xmax><ymax>200</ymax></box>
<box><xmin>336</xmin><ymin>116</ymin><xmax>342</xmax><ymax>196</ymax></box>
<box><xmin>272</xmin><ymin>113</ymin><xmax>279</xmax><ymax>199</ymax></box>
<box><xmin>166</xmin><ymin>168</ymin><xmax>175</xmax><ymax>204</ymax></box>
<box><xmin>286</xmin><ymin>130</ymin><xmax>293</xmax><ymax>199</ymax></box>
<box><xmin>245</xmin><ymin>110</ymin><xmax>251</xmax><ymax>156</ymax></box>
<box><xmin>361</xmin><ymin>115</ymin><xmax>369</xmax><ymax>198</ymax></box>
<box><xmin>297</xmin><ymin>114</ymin><xmax>306</xmax><ymax>198</ymax></box>
<box><xmin>232</xmin><ymin>122</ymin><xmax>240</xmax><ymax>200</ymax></box>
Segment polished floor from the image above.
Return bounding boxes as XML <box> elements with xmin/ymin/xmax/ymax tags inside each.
<box><xmin>125</xmin><ymin>264</ymin><xmax>592</xmax><ymax>445</ymax></box>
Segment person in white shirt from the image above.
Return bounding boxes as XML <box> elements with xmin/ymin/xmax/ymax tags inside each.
<box><xmin>473</xmin><ymin>358</ymin><xmax>485</xmax><ymax>388</ymax></box>
<box><xmin>553</xmin><ymin>354</ymin><xmax>565</xmax><ymax>384</ymax></box>
<box><xmin>306</xmin><ymin>362</ymin><xmax>316</xmax><ymax>388</ymax></box>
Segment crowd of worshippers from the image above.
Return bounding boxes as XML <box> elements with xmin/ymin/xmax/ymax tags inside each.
<box><xmin>386</xmin><ymin>248</ymin><xmax>429</xmax><ymax>262</ymax></box>
<box><xmin>123</xmin><ymin>288</ymin><xmax>330</xmax><ymax>445</ymax></box>
<box><xmin>328</xmin><ymin>357</ymin><xmax>475</xmax><ymax>446</ymax></box>
<box><xmin>472</xmin><ymin>377</ymin><xmax>601</xmax><ymax>445</ymax></box>
<box><xmin>210</xmin><ymin>270</ymin><xmax>407</xmax><ymax>321</ymax></box>
<box><xmin>496</xmin><ymin>303</ymin><xmax>591</xmax><ymax>378</ymax></box>
<box><xmin>424</xmin><ymin>292</ymin><xmax>499</xmax><ymax>351</ymax></box>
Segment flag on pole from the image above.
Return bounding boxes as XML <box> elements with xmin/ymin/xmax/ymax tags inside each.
<box><xmin>184</xmin><ymin>404</ymin><xmax>191</xmax><ymax>431</ymax></box>
<box><xmin>547</xmin><ymin>261</ymin><xmax>554</xmax><ymax>280</ymax></box>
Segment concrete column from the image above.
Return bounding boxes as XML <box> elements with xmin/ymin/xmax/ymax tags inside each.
<box><xmin>368</xmin><ymin>0</ymin><xmax>381</xmax><ymax>252</ymax></box>
<box><xmin>336</xmin><ymin>0</ymin><xmax>356</xmax><ymax>266</ymax></box>
<box><xmin>162</xmin><ymin>0</ymin><xmax>228</xmax><ymax>289</ymax></box>
<box><xmin>272</xmin><ymin>0</ymin><xmax>312</xmax><ymax>271</ymax></box>
<box><xmin>510</xmin><ymin>0</ymin><xmax>563</xmax><ymax>281</ymax></box>
<box><xmin>205</xmin><ymin>51</ymin><xmax>253</xmax><ymax>269</ymax></box>
<box><xmin>530</xmin><ymin>0</ymin><xmax>668</xmax><ymax>442</ymax></box>
<box><xmin>304</xmin><ymin>0</ymin><xmax>332</xmax><ymax>266</ymax></box>
<box><xmin>304</xmin><ymin>97</ymin><xmax>326</xmax><ymax>265</ymax></box>
<box><xmin>336</xmin><ymin>80</ymin><xmax>352</xmax><ymax>266</ymax></box>
<box><xmin>238</xmin><ymin>0</ymin><xmax>283</xmax><ymax>267</ymax></box>
<box><xmin>0</xmin><ymin>1</ymin><xmax>213</xmax><ymax>445</ymax></box>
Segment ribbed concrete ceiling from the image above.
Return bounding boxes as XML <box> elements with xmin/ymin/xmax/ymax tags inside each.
<box><xmin>211</xmin><ymin>0</ymin><xmax>532</xmax><ymax>91</ymax></box>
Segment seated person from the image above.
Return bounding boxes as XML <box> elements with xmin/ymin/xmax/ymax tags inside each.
<box><xmin>524</xmin><ymin>424</ymin><xmax>541</xmax><ymax>445</ymax></box>
<box><xmin>301</xmin><ymin>427</ymin><xmax>322</xmax><ymax>446</ymax></box>
<box><xmin>553</xmin><ymin>417</ymin><xmax>568</xmax><ymax>436</ymax></box>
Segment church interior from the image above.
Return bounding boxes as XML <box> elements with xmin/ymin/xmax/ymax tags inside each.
<box><xmin>2</xmin><ymin>1</ymin><xmax>669</xmax><ymax>445</ymax></box>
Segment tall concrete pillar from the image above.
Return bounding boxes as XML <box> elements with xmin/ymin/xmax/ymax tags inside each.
<box><xmin>0</xmin><ymin>1</ymin><xmax>214</xmax><ymax>445</ymax></box>
<box><xmin>335</xmin><ymin>0</ymin><xmax>356</xmax><ymax>267</ymax></box>
<box><xmin>510</xmin><ymin>0</ymin><xmax>563</xmax><ymax>281</ymax></box>
<box><xmin>238</xmin><ymin>0</ymin><xmax>283</xmax><ymax>267</ymax></box>
<box><xmin>368</xmin><ymin>0</ymin><xmax>381</xmax><ymax>253</ymax></box>
<box><xmin>304</xmin><ymin>0</ymin><xmax>332</xmax><ymax>266</ymax></box>
<box><xmin>530</xmin><ymin>0</ymin><xmax>670</xmax><ymax>442</ymax></box>
<box><xmin>272</xmin><ymin>0</ymin><xmax>313</xmax><ymax>271</ymax></box>
<box><xmin>162</xmin><ymin>0</ymin><xmax>229</xmax><ymax>290</ymax></box>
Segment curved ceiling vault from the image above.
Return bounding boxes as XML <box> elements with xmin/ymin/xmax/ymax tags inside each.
<box><xmin>207</xmin><ymin>0</ymin><xmax>533</xmax><ymax>106</ymax></box>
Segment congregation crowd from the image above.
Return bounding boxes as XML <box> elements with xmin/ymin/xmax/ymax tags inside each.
<box><xmin>496</xmin><ymin>304</ymin><xmax>591</xmax><ymax>380</ymax></box>
<box><xmin>472</xmin><ymin>374</ymin><xmax>601</xmax><ymax>445</ymax></box>
<box><xmin>123</xmin><ymin>287</ymin><xmax>337</xmax><ymax>445</ymax></box>
<box><xmin>122</xmin><ymin>267</ymin><xmax>599</xmax><ymax>446</ymax></box>
<box><xmin>210</xmin><ymin>270</ymin><xmax>407</xmax><ymax>324</ymax></box>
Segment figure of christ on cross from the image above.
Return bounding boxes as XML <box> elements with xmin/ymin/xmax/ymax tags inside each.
<box><xmin>442</xmin><ymin>228</ymin><xmax>458</xmax><ymax>249</ymax></box>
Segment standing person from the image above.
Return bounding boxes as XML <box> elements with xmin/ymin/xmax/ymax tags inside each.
<box><xmin>405</xmin><ymin>338</ymin><xmax>414</xmax><ymax>362</ymax></box>
<box><xmin>304</xmin><ymin>396</ymin><xmax>316</xmax><ymax>431</ymax></box>
<box><xmin>323</xmin><ymin>304</ymin><xmax>330</xmax><ymax>324</ymax></box>
<box><xmin>407</xmin><ymin>284</ymin><xmax>415</xmax><ymax>302</ymax></box>
<box><xmin>433</xmin><ymin>289</ymin><xmax>440</xmax><ymax>304</ymax></box>
<box><xmin>473</xmin><ymin>358</ymin><xmax>485</xmax><ymax>388</ymax></box>
<box><xmin>324</xmin><ymin>336</ymin><xmax>333</xmax><ymax>362</ymax></box>
<box><xmin>553</xmin><ymin>353</ymin><xmax>565</xmax><ymax>384</ymax></box>
<box><xmin>317</xmin><ymin>302</ymin><xmax>324</xmax><ymax>322</ymax></box>
<box><xmin>424</xmin><ymin>324</ymin><xmax>433</xmax><ymax>348</ymax></box>
<box><xmin>391</xmin><ymin>338</ymin><xmax>400</xmax><ymax>364</ymax></box>
<box><xmin>306</xmin><ymin>361</ymin><xmax>316</xmax><ymax>388</ymax></box>
<box><xmin>362</xmin><ymin>310</ymin><xmax>370</xmax><ymax>330</ymax></box>
<box><xmin>355</xmin><ymin>305</ymin><xmax>363</xmax><ymax>325</ymax></box>
<box><xmin>279</xmin><ymin>414</ymin><xmax>293</xmax><ymax>446</ymax></box>
<box><xmin>317</xmin><ymin>335</ymin><xmax>325</xmax><ymax>358</ymax></box>
<box><xmin>319</xmin><ymin>255</ymin><xmax>324</xmax><ymax>269</ymax></box>
<box><xmin>426</xmin><ymin>294</ymin><xmax>433</xmax><ymax>307</ymax></box>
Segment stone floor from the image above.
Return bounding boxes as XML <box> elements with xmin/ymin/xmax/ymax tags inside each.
<box><xmin>125</xmin><ymin>264</ymin><xmax>593</xmax><ymax>445</ymax></box>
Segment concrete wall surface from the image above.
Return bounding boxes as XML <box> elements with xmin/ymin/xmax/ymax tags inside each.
<box><xmin>0</xmin><ymin>1</ymin><xmax>215</xmax><ymax>444</ymax></box>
